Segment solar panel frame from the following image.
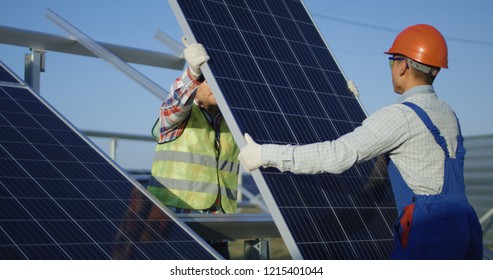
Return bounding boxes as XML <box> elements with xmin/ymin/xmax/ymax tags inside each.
<box><xmin>169</xmin><ymin>0</ymin><xmax>396</xmax><ymax>260</ymax></box>
<box><xmin>0</xmin><ymin>60</ymin><xmax>221</xmax><ymax>260</ymax></box>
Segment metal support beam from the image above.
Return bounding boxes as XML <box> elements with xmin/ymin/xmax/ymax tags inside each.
<box><xmin>46</xmin><ymin>9</ymin><xmax>169</xmax><ymax>100</ymax></box>
<box><xmin>178</xmin><ymin>214</ymin><xmax>279</xmax><ymax>260</ymax></box>
<box><xmin>24</xmin><ymin>49</ymin><xmax>45</xmax><ymax>94</ymax></box>
<box><xmin>0</xmin><ymin>25</ymin><xmax>185</xmax><ymax>70</ymax></box>
<box><xmin>177</xmin><ymin>213</ymin><xmax>280</xmax><ymax>240</ymax></box>
<box><xmin>178</xmin><ymin>214</ymin><xmax>277</xmax><ymax>260</ymax></box>
<box><xmin>154</xmin><ymin>29</ymin><xmax>184</xmax><ymax>56</ymax></box>
<box><xmin>480</xmin><ymin>207</ymin><xmax>493</xmax><ymax>226</ymax></box>
<box><xmin>82</xmin><ymin>130</ymin><xmax>155</xmax><ymax>142</ymax></box>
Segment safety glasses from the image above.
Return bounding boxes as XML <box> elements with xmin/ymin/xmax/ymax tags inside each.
<box><xmin>388</xmin><ymin>57</ymin><xmax>406</xmax><ymax>69</ymax></box>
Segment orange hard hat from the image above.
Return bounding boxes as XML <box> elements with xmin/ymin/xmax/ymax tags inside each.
<box><xmin>385</xmin><ymin>24</ymin><xmax>448</xmax><ymax>68</ymax></box>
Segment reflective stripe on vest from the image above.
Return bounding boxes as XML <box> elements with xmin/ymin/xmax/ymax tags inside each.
<box><xmin>147</xmin><ymin>105</ymin><xmax>240</xmax><ymax>213</ymax></box>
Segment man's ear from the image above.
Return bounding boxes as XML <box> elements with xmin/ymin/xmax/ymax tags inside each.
<box><xmin>399</xmin><ymin>62</ymin><xmax>408</xmax><ymax>77</ymax></box>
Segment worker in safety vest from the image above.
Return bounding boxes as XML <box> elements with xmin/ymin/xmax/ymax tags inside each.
<box><xmin>147</xmin><ymin>38</ymin><xmax>240</xmax><ymax>259</ymax></box>
<box><xmin>238</xmin><ymin>24</ymin><xmax>483</xmax><ymax>259</ymax></box>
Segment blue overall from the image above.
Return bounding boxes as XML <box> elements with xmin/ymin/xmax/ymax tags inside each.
<box><xmin>388</xmin><ymin>102</ymin><xmax>483</xmax><ymax>260</ymax></box>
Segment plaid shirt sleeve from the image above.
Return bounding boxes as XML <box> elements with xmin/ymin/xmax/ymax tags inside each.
<box><xmin>156</xmin><ymin>68</ymin><xmax>202</xmax><ymax>143</ymax></box>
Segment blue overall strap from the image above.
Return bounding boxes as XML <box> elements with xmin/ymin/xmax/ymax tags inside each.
<box><xmin>401</xmin><ymin>102</ymin><xmax>449</xmax><ymax>158</ymax></box>
<box><xmin>454</xmin><ymin>113</ymin><xmax>466</xmax><ymax>159</ymax></box>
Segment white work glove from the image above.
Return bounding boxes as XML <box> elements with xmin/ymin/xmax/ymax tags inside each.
<box><xmin>182</xmin><ymin>36</ymin><xmax>210</xmax><ymax>77</ymax></box>
<box><xmin>238</xmin><ymin>133</ymin><xmax>263</xmax><ymax>173</ymax></box>
<box><xmin>347</xmin><ymin>80</ymin><xmax>360</xmax><ymax>97</ymax></box>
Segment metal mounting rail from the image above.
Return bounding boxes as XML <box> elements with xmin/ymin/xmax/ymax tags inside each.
<box><xmin>177</xmin><ymin>213</ymin><xmax>280</xmax><ymax>240</ymax></box>
<box><xmin>0</xmin><ymin>25</ymin><xmax>184</xmax><ymax>70</ymax></box>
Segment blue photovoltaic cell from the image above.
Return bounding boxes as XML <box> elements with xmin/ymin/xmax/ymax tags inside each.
<box><xmin>0</xmin><ymin>61</ymin><xmax>218</xmax><ymax>260</ymax></box>
<box><xmin>170</xmin><ymin>0</ymin><xmax>397</xmax><ymax>259</ymax></box>
<box><xmin>0</xmin><ymin>66</ymin><xmax>19</xmax><ymax>84</ymax></box>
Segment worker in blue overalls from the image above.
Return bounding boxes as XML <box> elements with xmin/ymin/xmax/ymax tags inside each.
<box><xmin>238</xmin><ymin>24</ymin><xmax>483</xmax><ymax>259</ymax></box>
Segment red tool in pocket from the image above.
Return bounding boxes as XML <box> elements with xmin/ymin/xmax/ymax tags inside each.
<box><xmin>399</xmin><ymin>203</ymin><xmax>415</xmax><ymax>248</ymax></box>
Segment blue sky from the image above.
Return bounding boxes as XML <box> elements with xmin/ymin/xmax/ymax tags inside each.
<box><xmin>1</xmin><ymin>0</ymin><xmax>492</xmax><ymax>171</ymax></box>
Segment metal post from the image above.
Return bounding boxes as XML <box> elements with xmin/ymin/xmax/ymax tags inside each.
<box><xmin>24</xmin><ymin>49</ymin><xmax>45</xmax><ymax>94</ymax></box>
<box><xmin>109</xmin><ymin>138</ymin><xmax>118</xmax><ymax>161</ymax></box>
<box><xmin>244</xmin><ymin>239</ymin><xmax>270</xmax><ymax>260</ymax></box>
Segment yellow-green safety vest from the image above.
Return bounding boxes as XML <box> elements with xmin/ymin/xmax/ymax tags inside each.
<box><xmin>147</xmin><ymin>105</ymin><xmax>240</xmax><ymax>214</ymax></box>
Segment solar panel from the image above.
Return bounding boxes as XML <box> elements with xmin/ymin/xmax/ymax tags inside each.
<box><xmin>170</xmin><ymin>0</ymin><xmax>397</xmax><ymax>259</ymax></box>
<box><xmin>0</xmin><ymin>61</ymin><xmax>219</xmax><ymax>260</ymax></box>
